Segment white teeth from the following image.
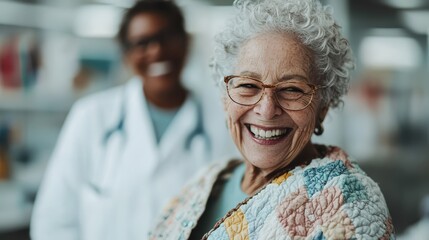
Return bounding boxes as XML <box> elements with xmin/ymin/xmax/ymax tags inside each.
<box><xmin>147</xmin><ymin>61</ymin><xmax>172</xmax><ymax>77</ymax></box>
<box><xmin>250</xmin><ymin>125</ymin><xmax>258</xmax><ymax>135</ymax></box>
<box><xmin>249</xmin><ymin>125</ymin><xmax>288</xmax><ymax>139</ymax></box>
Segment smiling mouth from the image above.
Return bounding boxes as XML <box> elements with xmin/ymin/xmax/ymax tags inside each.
<box><xmin>245</xmin><ymin>124</ymin><xmax>292</xmax><ymax>140</ymax></box>
<box><xmin>147</xmin><ymin>61</ymin><xmax>172</xmax><ymax>77</ymax></box>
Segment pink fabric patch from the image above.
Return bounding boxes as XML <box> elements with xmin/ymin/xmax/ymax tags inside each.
<box><xmin>277</xmin><ymin>186</ymin><xmax>355</xmax><ymax>238</ymax></box>
<box><xmin>326</xmin><ymin>146</ymin><xmax>353</xmax><ymax>169</ymax></box>
<box><xmin>380</xmin><ymin>217</ymin><xmax>395</xmax><ymax>240</ymax></box>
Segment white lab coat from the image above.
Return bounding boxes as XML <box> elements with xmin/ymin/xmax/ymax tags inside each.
<box><xmin>30</xmin><ymin>77</ymin><xmax>237</xmax><ymax>240</ymax></box>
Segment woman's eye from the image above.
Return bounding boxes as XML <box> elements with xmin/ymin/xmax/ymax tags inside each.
<box><xmin>238</xmin><ymin>84</ymin><xmax>259</xmax><ymax>89</ymax></box>
<box><xmin>280</xmin><ymin>87</ymin><xmax>305</xmax><ymax>93</ymax></box>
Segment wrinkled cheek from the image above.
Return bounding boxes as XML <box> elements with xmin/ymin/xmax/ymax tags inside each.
<box><xmin>299</xmin><ymin>125</ymin><xmax>315</xmax><ymax>143</ymax></box>
<box><xmin>294</xmin><ymin>104</ymin><xmax>319</xmax><ymax>145</ymax></box>
<box><xmin>226</xmin><ymin>112</ymin><xmax>242</xmax><ymax>149</ymax></box>
<box><xmin>290</xmin><ymin>121</ymin><xmax>316</xmax><ymax>158</ymax></box>
<box><xmin>225</xmin><ymin>102</ymin><xmax>244</xmax><ymax>151</ymax></box>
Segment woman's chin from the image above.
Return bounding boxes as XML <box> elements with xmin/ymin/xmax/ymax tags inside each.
<box><xmin>242</xmin><ymin>139</ymin><xmax>292</xmax><ymax>171</ymax></box>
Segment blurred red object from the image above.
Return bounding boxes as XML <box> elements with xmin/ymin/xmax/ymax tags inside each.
<box><xmin>0</xmin><ymin>37</ymin><xmax>21</xmax><ymax>89</ymax></box>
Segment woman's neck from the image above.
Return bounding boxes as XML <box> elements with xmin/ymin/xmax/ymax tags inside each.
<box><xmin>241</xmin><ymin>142</ymin><xmax>321</xmax><ymax>196</ymax></box>
<box><xmin>143</xmin><ymin>85</ymin><xmax>188</xmax><ymax>109</ymax></box>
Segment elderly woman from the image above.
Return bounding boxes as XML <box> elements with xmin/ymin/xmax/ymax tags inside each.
<box><xmin>149</xmin><ymin>0</ymin><xmax>395</xmax><ymax>239</ymax></box>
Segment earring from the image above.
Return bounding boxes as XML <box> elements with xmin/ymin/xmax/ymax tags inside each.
<box><xmin>314</xmin><ymin>120</ymin><xmax>324</xmax><ymax>136</ymax></box>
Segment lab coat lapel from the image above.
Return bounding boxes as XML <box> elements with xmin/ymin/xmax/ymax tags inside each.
<box><xmin>122</xmin><ymin>78</ymin><xmax>159</xmax><ymax>176</ymax></box>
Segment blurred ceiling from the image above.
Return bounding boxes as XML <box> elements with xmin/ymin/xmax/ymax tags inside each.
<box><xmin>350</xmin><ymin>0</ymin><xmax>429</xmax><ymax>35</ymax></box>
<box><xmin>1</xmin><ymin>0</ymin><xmax>429</xmax><ymax>37</ymax></box>
<box><xmin>4</xmin><ymin>0</ymin><xmax>429</xmax><ymax>12</ymax></box>
<box><xmin>5</xmin><ymin>0</ymin><xmax>429</xmax><ymax>8</ymax></box>
<box><xmin>202</xmin><ymin>0</ymin><xmax>429</xmax><ymax>8</ymax></box>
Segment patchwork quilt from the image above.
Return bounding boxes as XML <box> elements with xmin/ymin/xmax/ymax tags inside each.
<box><xmin>149</xmin><ymin>146</ymin><xmax>395</xmax><ymax>239</ymax></box>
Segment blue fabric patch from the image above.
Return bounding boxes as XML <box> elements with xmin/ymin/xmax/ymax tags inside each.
<box><xmin>207</xmin><ymin>224</ymin><xmax>229</xmax><ymax>240</ymax></box>
<box><xmin>313</xmin><ymin>231</ymin><xmax>326</xmax><ymax>240</ymax></box>
<box><xmin>340</xmin><ymin>175</ymin><xmax>368</xmax><ymax>203</ymax></box>
<box><xmin>304</xmin><ymin>161</ymin><xmax>348</xmax><ymax>198</ymax></box>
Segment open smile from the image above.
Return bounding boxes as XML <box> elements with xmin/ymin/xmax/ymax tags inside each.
<box><xmin>245</xmin><ymin>124</ymin><xmax>292</xmax><ymax>141</ymax></box>
<box><xmin>147</xmin><ymin>61</ymin><xmax>172</xmax><ymax>77</ymax></box>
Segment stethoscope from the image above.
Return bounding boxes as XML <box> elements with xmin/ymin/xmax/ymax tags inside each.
<box><xmin>102</xmin><ymin>88</ymin><xmax>209</xmax><ymax>154</ymax></box>
<box><xmin>92</xmin><ymin>90</ymin><xmax>209</xmax><ymax>194</ymax></box>
<box><xmin>103</xmin><ymin>103</ymin><xmax>126</xmax><ymax>147</ymax></box>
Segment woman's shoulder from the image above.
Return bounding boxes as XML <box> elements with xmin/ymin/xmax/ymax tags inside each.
<box><xmin>253</xmin><ymin>145</ymin><xmax>394</xmax><ymax>239</ymax></box>
<box><xmin>278</xmin><ymin>145</ymin><xmax>390</xmax><ymax>217</ymax></box>
<box><xmin>292</xmin><ymin>145</ymin><xmax>370</xmax><ymax>181</ymax></box>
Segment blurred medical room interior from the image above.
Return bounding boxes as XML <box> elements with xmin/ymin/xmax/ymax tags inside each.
<box><xmin>1</xmin><ymin>0</ymin><xmax>429</xmax><ymax>239</ymax></box>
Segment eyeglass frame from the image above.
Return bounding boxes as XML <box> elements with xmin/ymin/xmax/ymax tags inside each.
<box><xmin>124</xmin><ymin>28</ymin><xmax>186</xmax><ymax>53</ymax></box>
<box><xmin>224</xmin><ymin>75</ymin><xmax>327</xmax><ymax>111</ymax></box>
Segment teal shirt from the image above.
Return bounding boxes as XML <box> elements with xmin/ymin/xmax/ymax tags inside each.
<box><xmin>190</xmin><ymin>163</ymin><xmax>248</xmax><ymax>238</ymax></box>
<box><xmin>146</xmin><ymin>101</ymin><xmax>178</xmax><ymax>143</ymax></box>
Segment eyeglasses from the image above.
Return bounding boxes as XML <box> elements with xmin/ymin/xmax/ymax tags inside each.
<box><xmin>224</xmin><ymin>75</ymin><xmax>327</xmax><ymax>111</ymax></box>
<box><xmin>125</xmin><ymin>29</ymin><xmax>185</xmax><ymax>52</ymax></box>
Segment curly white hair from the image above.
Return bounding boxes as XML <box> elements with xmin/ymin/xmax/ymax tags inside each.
<box><xmin>210</xmin><ymin>0</ymin><xmax>354</xmax><ymax>108</ymax></box>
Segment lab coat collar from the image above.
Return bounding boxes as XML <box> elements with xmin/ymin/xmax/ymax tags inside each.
<box><xmin>122</xmin><ymin>77</ymin><xmax>202</xmax><ymax>171</ymax></box>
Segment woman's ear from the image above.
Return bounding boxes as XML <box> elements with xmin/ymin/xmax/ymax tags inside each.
<box><xmin>314</xmin><ymin>106</ymin><xmax>329</xmax><ymax>136</ymax></box>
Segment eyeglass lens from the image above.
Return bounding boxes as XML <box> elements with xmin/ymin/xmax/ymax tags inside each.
<box><xmin>226</xmin><ymin>76</ymin><xmax>315</xmax><ymax>110</ymax></box>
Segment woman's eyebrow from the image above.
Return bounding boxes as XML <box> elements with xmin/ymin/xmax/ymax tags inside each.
<box><xmin>279</xmin><ymin>74</ymin><xmax>308</xmax><ymax>82</ymax></box>
<box><xmin>239</xmin><ymin>71</ymin><xmax>261</xmax><ymax>79</ymax></box>
<box><xmin>238</xmin><ymin>72</ymin><xmax>309</xmax><ymax>82</ymax></box>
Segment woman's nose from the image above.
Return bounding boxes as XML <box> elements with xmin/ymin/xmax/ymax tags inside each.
<box><xmin>252</xmin><ymin>92</ymin><xmax>282</xmax><ymax>119</ymax></box>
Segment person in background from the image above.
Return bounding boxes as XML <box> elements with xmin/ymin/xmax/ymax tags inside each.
<box><xmin>30</xmin><ymin>1</ymin><xmax>236</xmax><ymax>239</ymax></box>
<box><xmin>149</xmin><ymin>0</ymin><xmax>395</xmax><ymax>239</ymax></box>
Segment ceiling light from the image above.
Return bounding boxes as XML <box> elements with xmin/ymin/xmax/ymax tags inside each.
<box><xmin>359</xmin><ymin>35</ymin><xmax>422</xmax><ymax>69</ymax></box>
<box><xmin>381</xmin><ymin>0</ymin><xmax>426</xmax><ymax>9</ymax></box>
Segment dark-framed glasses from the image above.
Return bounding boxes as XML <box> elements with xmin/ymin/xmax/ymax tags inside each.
<box><xmin>224</xmin><ymin>75</ymin><xmax>327</xmax><ymax>111</ymax></box>
<box><xmin>125</xmin><ymin>29</ymin><xmax>185</xmax><ymax>52</ymax></box>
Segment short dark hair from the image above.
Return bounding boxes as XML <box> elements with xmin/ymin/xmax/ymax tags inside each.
<box><xmin>117</xmin><ymin>0</ymin><xmax>186</xmax><ymax>52</ymax></box>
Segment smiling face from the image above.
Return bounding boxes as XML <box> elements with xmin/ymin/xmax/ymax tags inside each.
<box><xmin>225</xmin><ymin>32</ymin><xmax>326</xmax><ymax>175</ymax></box>
<box><xmin>125</xmin><ymin>12</ymin><xmax>188</xmax><ymax>95</ymax></box>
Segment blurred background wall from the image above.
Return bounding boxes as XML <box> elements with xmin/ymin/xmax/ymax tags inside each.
<box><xmin>0</xmin><ymin>0</ymin><xmax>428</xmax><ymax>239</ymax></box>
